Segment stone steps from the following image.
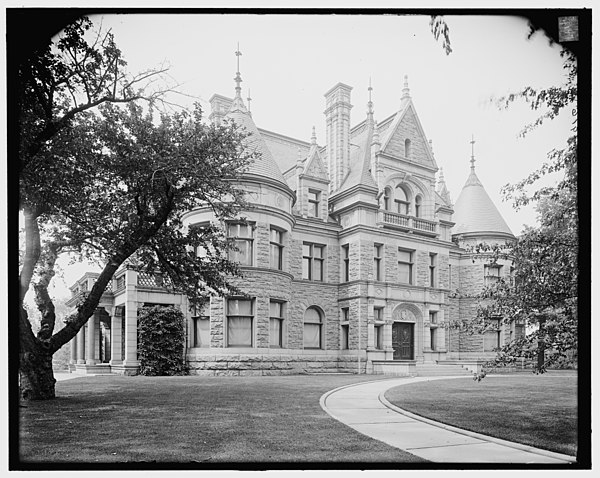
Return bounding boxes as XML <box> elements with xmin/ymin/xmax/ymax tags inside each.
<box><xmin>414</xmin><ymin>363</ymin><xmax>473</xmax><ymax>377</ymax></box>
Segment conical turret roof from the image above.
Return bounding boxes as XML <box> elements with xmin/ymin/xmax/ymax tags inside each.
<box><xmin>452</xmin><ymin>169</ymin><xmax>513</xmax><ymax>237</ymax></box>
<box><xmin>224</xmin><ymin>47</ymin><xmax>288</xmax><ymax>188</ymax></box>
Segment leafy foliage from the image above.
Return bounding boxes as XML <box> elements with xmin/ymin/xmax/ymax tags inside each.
<box><xmin>137</xmin><ymin>306</ymin><xmax>189</xmax><ymax>376</ymax></box>
<box><xmin>429</xmin><ymin>16</ymin><xmax>453</xmax><ymax>56</ymax></box>
<box><xmin>16</xmin><ymin>16</ymin><xmax>252</xmax><ymax>399</ymax></box>
<box><xmin>465</xmin><ymin>45</ymin><xmax>578</xmax><ymax>377</ymax></box>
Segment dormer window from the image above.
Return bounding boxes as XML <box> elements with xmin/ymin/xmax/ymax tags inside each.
<box><xmin>308</xmin><ymin>189</ymin><xmax>320</xmax><ymax>217</ymax></box>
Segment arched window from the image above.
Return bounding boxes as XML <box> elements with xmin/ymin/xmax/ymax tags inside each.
<box><xmin>303</xmin><ymin>307</ymin><xmax>323</xmax><ymax>349</ymax></box>
<box><xmin>383</xmin><ymin>187</ymin><xmax>392</xmax><ymax>210</ymax></box>
<box><xmin>414</xmin><ymin>195</ymin><xmax>422</xmax><ymax>218</ymax></box>
<box><xmin>395</xmin><ymin>185</ymin><xmax>410</xmax><ymax>215</ymax></box>
<box><xmin>405</xmin><ymin>139</ymin><xmax>411</xmax><ymax>159</ymax></box>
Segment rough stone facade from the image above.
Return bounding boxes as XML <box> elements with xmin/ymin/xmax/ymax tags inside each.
<box><xmin>67</xmin><ymin>75</ymin><xmax>517</xmax><ymax>376</ymax></box>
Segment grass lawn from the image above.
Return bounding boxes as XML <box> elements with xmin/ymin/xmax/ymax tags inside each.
<box><xmin>18</xmin><ymin>374</ymin><xmax>427</xmax><ymax>466</ymax></box>
<box><xmin>384</xmin><ymin>372</ymin><xmax>578</xmax><ymax>456</ymax></box>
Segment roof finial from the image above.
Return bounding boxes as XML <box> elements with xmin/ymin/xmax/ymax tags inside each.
<box><xmin>470</xmin><ymin>134</ymin><xmax>476</xmax><ymax>171</ymax></box>
<box><xmin>402</xmin><ymin>75</ymin><xmax>410</xmax><ymax>99</ymax></box>
<box><xmin>311</xmin><ymin>126</ymin><xmax>317</xmax><ymax>145</ymax></box>
<box><xmin>234</xmin><ymin>43</ymin><xmax>243</xmax><ymax>97</ymax></box>
<box><xmin>367</xmin><ymin>77</ymin><xmax>374</xmax><ymax>123</ymax></box>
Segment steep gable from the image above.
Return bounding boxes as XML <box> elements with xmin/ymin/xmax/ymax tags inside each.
<box><xmin>303</xmin><ymin>147</ymin><xmax>328</xmax><ymax>180</ymax></box>
<box><xmin>381</xmin><ymin>103</ymin><xmax>436</xmax><ymax>168</ymax></box>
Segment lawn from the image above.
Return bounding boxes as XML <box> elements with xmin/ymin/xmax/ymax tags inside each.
<box><xmin>384</xmin><ymin>372</ymin><xmax>578</xmax><ymax>456</ymax></box>
<box><xmin>17</xmin><ymin>374</ymin><xmax>426</xmax><ymax>466</ymax></box>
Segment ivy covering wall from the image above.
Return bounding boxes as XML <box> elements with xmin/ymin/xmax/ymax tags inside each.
<box><xmin>137</xmin><ymin>305</ymin><xmax>189</xmax><ymax>376</ymax></box>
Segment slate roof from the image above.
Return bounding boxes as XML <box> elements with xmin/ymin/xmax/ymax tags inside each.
<box><xmin>226</xmin><ymin>102</ymin><xmax>289</xmax><ymax>187</ymax></box>
<box><xmin>337</xmin><ymin>120</ymin><xmax>378</xmax><ymax>193</ymax></box>
<box><xmin>259</xmin><ymin>128</ymin><xmax>312</xmax><ymax>175</ymax></box>
<box><xmin>452</xmin><ymin>169</ymin><xmax>513</xmax><ymax>236</ymax></box>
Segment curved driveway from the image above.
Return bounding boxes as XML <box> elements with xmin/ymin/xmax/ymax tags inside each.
<box><xmin>320</xmin><ymin>376</ymin><xmax>576</xmax><ymax>464</ymax></box>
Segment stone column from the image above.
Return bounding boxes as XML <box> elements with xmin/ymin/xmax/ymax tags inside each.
<box><xmin>86</xmin><ymin>316</ymin><xmax>96</xmax><ymax>365</ymax></box>
<box><xmin>69</xmin><ymin>335</ymin><xmax>77</xmax><ymax>369</ymax></box>
<box><xmin>76</xmin><ymin>327</ymin><xmax>85</xmax><ymax>364</ymax></box>
<box><xmin>110</xmin><ymin>307</ymin><xmax>123</xmax><ymax>365</ymax></box>
<box><xmin>123</xmin><ymin>269</ymin><xmax>140</xmax><ymax>368</ymax></box>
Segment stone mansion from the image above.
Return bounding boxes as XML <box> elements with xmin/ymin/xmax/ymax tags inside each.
<box><xmin>66</xmin><ymin>66</ymin><xmax>522</xmax><ymax>376</ymax></box>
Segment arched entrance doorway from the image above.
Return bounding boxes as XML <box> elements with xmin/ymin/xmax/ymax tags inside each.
<box><xmin>391</xmin><ymin>304</ymin><xmax>421</xmax><ymax>360</ymax></box>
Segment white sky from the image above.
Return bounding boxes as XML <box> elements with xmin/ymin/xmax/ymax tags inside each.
<box><xmin>94</xmin><ymin>13</ymin><xmax>572</xmax><ymax>232</ymax></box>
<box><xmin>38</xmin><ymin>11</ymin><xmax>578</xmax><ymax>299</ymax></box>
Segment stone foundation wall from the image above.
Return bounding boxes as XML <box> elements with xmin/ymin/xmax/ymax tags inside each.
<box><xmin>187</xmin><ymin>352</ymin><xmax>366</xmax><ymax>376</ymax></box>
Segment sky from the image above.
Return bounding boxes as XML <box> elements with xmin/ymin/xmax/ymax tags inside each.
<box><xmin>92</xmin><ymin>13</ymin><xmax>572</xmax><ymax>231</ymax></box>
<box><xmin>41</xmin><ymin>11</ymin><xmax>576</xmax><ymax>299</ymax></box>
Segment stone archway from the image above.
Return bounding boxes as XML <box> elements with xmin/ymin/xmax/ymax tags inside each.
<box><xmin>391</xmin><ymin>304</ymin><xmax>423</xmax><ymax>360</ymax></box>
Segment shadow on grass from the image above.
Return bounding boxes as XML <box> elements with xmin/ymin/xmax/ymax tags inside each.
<box><xmin>18</xmin><ymin>374</ymin><xmax>427</xmax><ymax>466</ymax></box>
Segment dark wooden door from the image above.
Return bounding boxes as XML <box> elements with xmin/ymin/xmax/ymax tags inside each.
<box><xmin>392</xmin><ymin>322</ymin><xmax>414</xmax><ymax>360</ymax></box>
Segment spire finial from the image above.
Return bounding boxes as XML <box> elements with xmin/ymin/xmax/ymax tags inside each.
<box><xmin>234</xmin><ymin>43</ymin><xmax>243</xmax><ymax>96</ymax></box>
<box><xmin>311</xmin><ymin>126</ymin><xmax>317</xmax><ymax>145</ymax></box>
<box><xmin>367</xmin><ymin>78</ymin><xmax>374</xmax><ymax>123</ymax></box>
<box><xmin>247</xmin><ymin>88</ymin><xmax>252</xmax><ymax>113</ymax></box>
<box><xmin>470</xmin><ymin>134</ymin><xmax>476</xmax><ymax>171</ymax></box>
<box><xmin>438</xmin><ymin>167</ymin><xmax>445</xmax><ymax>181</ymax></box>
<box><xmin>402</xmin><ymin>75</ymin><xmax>410</xmax><ymax>99</ymax></box>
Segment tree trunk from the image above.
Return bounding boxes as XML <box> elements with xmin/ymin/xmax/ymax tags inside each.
<box><xmin>19</xmin><ymin>346</ymin><xmax>56</xmax><ymax>401</ymax></box>
<box><xmin>537</xmin><ymin>316</ymin><xmax>546</xmax><ymax>371</ymax></box>
<box><xmin>19</xmin><ymin>305</ymin><xmax>56</xmax><ymax>400</ymax></box>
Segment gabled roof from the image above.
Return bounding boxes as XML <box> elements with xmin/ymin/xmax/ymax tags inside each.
<box><xmin>452</xmin><ymin>169</ymin><xmax>513</xmax><ymax>237</ymax></box>
<box><xmin>378</xmin><ymin>99</ymin><xmax>437</xmax><ymax>169</ymax></box>
<box><xmin>303</xmin><ymin>143</ymin><xmax>328</xmax><ymax>180</ymax></box>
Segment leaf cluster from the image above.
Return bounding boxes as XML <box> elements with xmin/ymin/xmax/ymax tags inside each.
<box><xmin>137</xmin><ymin>306</ymin><xmax>189</xmax><ymax>376</ymax></box>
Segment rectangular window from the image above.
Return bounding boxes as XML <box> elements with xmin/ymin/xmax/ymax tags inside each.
<box><xmin>429</xmin><ymin>253</ymin><xmax>437</xmax><ymax>287</ymax></box>
<box><xmin>226</xmin><ymin>298</ymin><xmax>253</xmax><ymax>347</ymax></box>
<box><xmin>342</xmin><ymin>244</ymin><xmax>350</xmax><ymax>282</ymax></box>
<box><xmin>483</xmin><ymin>318</ymin><xmax>501</xmax><ymax>352</ymax></box>
<box><xmin>429</xmin><ymin>311</ymin><xmax>437</xmax><ymax>324</ymax></box>
<box><xmin>308</xmin><ymin>189</ymin><xmax>321</xmax><ymax>218</ymax></box>
<box><xmin>341</xmin><ymin>307</ymin><xmax>349</xmax><ymax>350</ymax></box>
<box><xmin>302</xmin><ymin>243</ymin><xmax>325</xmax><ymax>281</ymax></box>
<box><xmin>374</xmin><ymin>306</ymin><xmax>384</xmax><ymax>350</ymax></box>
<box><xmin>227</xmin><ymin>223</ymin><xmax>253</xmax><ymax>266</ymax></box>
<box><xmin>398</xmin><ymin>249</ymin><xmax>414</xmax><ymax>284</ymax></box>
<box><xmin>374</xmin><ymin>244</ymin><xmax>383</xmax><ymax>281</ymax></box>
<box><xmin>375</xmin><ymin>325</ymin><xmax>383</xmax><ymax>349</ymax></box>
<box><xmin>270</xmin><ymin>228</ymin><xmax>283</xmax><ymax>270</ymax></box>
<box><xmin>484</xmin><ymin>264</ymin><xmax>502</xmax><ymax>286</ymax></box>
<box><xmin>448</xmin><ymin>264</ymin><xmax>452</xmax><ymax>289</ymax></box>
<box><xmin>193</xmin><ymin>317</ymin><xmax>210</xmax><ymax>348</ymax></box>
<box><xmin>430</xmin><ymin>328</ymin><xmax>436</xmax><ymax>351</ymax></box>
<box><xmin>192</xmin><ymin>302</ymin><xmax>210</xmax><ymax>348</ymax></box>
<box><xmin>269</xmin><ymin>300</ymin><xmax>284</xmax><ymax>348</ymax></box>
<box><xmin>395</xmin><ymin>199</ymin><xmax>409</xmax><ymax>215</ymax></box>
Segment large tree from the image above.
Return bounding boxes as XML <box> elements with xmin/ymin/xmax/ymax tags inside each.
<box><xmin>466</xmin><ymin>47</ymin><xmax>579</xmax><ymax>375</ymax></box>
<box><xmin>15</xmin><ymin>16</ymin><xmax>252</xmax><ymax>400</ymax></box>
<box><xmin>430</xmin><ymin>14</ymin><xmax>583</xmax><ymax>374</ymax></box>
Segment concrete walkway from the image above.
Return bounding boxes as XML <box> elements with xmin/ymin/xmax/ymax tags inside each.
<box><xmin>320</xmin><ymin>376</ymin><xmax>577</xmax><ymax>464</ymax></box>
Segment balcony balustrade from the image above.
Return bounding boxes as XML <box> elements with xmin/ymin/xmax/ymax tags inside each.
<box><xmin>379</xmin><ymin>210</ymin><xmax>438</xmax><ymax>237</ymax></box>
